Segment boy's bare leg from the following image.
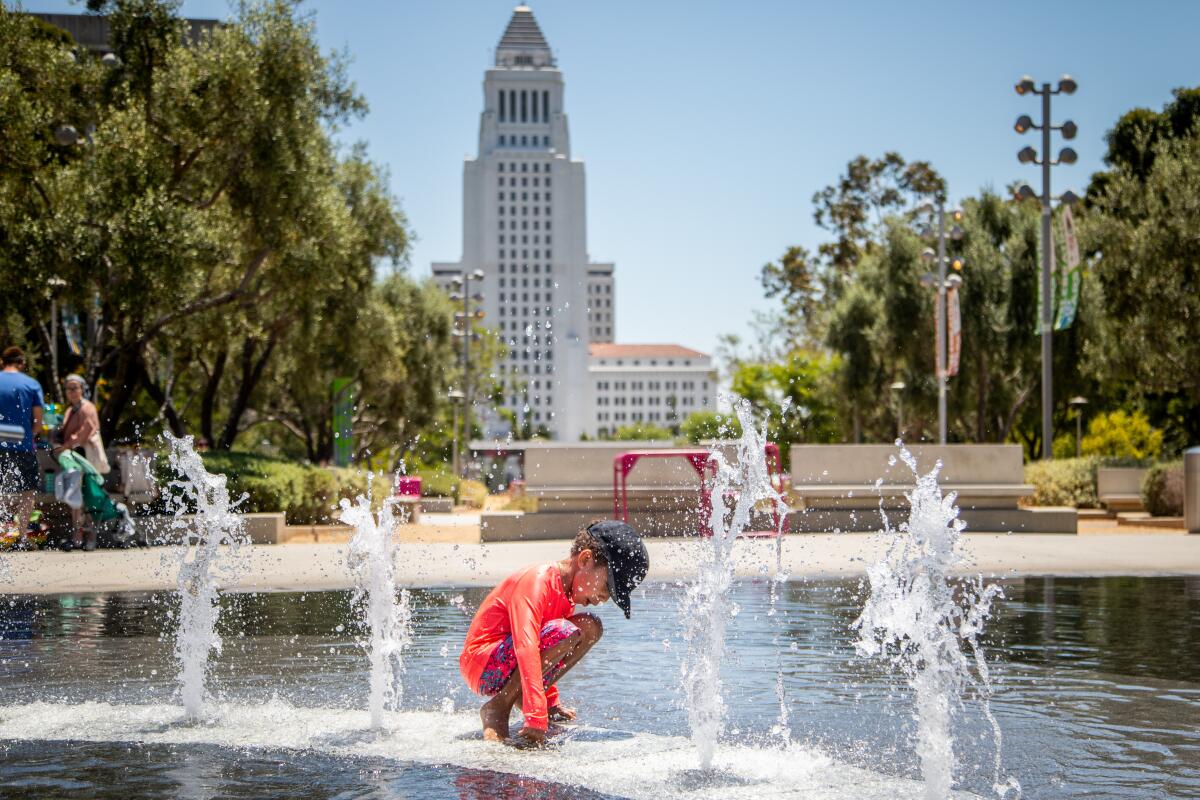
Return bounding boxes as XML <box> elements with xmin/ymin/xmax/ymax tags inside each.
<box><xmin>480</xmin><ymin>614</ymin><xmax>603</xmax><ymax>741</ymax></box>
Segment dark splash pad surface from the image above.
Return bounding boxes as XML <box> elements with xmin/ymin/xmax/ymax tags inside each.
<box><xmin>1</xmin><ymin>577</ymin><xmax>1198</xmax><ymax>798</ymax></box>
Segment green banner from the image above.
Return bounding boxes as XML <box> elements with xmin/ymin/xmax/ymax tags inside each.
<box><xmin>332</xmin><ymin>377</ymin><xmax>354</xmax><ymax>467</ymax></box>
<box><xmin>1054</xmin><ymin>207</ymin><xmax>1082</xmax><ymax>330</ymax></box>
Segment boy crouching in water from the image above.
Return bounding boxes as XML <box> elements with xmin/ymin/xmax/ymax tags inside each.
<box><xmin>459</xmin><ymin>520</ymin><xmax>649</xmax><ymax>745</ymax></box>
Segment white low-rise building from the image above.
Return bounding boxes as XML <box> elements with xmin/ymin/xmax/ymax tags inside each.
<box><xmin>588</xmin><ymin>344</ymin><xmax>717</xmax><ymax>438</ymax></box>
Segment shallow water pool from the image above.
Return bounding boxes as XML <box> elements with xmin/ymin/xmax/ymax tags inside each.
<box><xmin>1</xmin><ymin>576</ymin><xmax>1198</xmax><ymax>799</ymax></box>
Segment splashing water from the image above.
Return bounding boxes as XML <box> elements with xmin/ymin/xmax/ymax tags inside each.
<box><xmin>165</xmin><ymin>433</ymin><xmax>247</xmax><ymax>721</ymax></box>
<box><xmin>768</xmin><ymin>493</ymin><xmax>791</xmax><ymax>745</ymax></box>
<box><xmin>681</xmin><ymin>399</ymin><xmax>786</xmax><ymax>769</ymax></box>
<box><xmin>852</xmin><ymin>446</ymin><xmax>1014</xmax><ymax>800</ymax></box>
<box><xmin>341</xmin><ymin>488</ymin><xmax>412</xmax><ymax>730</ymax></box>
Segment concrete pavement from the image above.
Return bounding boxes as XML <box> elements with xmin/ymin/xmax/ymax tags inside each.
<box><xmin>2</xmin><ymin>531</ymin><xmax>1198</xmax><ymax>595</ymax></box>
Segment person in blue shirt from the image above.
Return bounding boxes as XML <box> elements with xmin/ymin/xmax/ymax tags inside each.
<box><xmin>1</xmin><ymin>347</ymin><xmax>45</xmax><ymax>543</ymax></box>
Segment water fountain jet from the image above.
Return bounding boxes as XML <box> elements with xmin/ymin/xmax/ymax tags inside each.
<box><xmin>165</xmin><ymin>433</ymin><xmax>247</xmax><ymax>721</ymax></box>
<box><xmin>340</xmin><ymin>487</ymin><xmax>412</xmax><ymax>730</ymax></box>
<box><xmin>853</xmin><ymin>446</ymin><xmax>1012</xmax><ymax>799</ymax></box>
<box><xmin>680</xmin><ymin>398</ymin><xmax>786</xmax><ymax>769</ymax></box>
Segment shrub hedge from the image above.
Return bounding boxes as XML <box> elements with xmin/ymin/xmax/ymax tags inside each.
<box><xmin>1023</xmin><ymin>457</ymin><xmax>1102</xmax><ymax>508</ymax></box>
<box><xmin>1142</xmin><ymin>461</ymin><xmax>1184</xmax><ymax>517</ymax></box>
<box><xmin>197</xmin><ymin>452</ymin><xmax>372</xmax><ymax>525</ymax></box>
<box><xmin>1023</xmin><ymin>455</ymin><xmax>1161</xmax><ymax>509</ymax></box>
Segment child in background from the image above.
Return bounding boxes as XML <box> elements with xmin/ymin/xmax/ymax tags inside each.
<box><xmin>459</xmin><ymin>520</ymin><xmax>649</xmax><ymax>745</ymax></box>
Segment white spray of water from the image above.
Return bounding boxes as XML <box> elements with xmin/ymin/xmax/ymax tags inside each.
<box><xmin>165</xmin><ymin>433</ymin><xmax>247</xmax><ymax>721</ymax></box>
<box><xmin>768</xmin><ymin>489</ymin><xmax>791</xmax><ymax>745</ymax></box>
<box><xmin>852</xmin><ymin>446</ymin><xmax>1015</xmax><ymax>800</ymax></box>
<box><xmin>340</xmin><ymin>487</ymin><xmax>412</xmax><ymax>730</ymax></box>
<box><xmin>769</xmin><ymin>399</ymin><xmax>792</xmax><ymax>745</ymax></box>
<box><xmin>681</xmin><ymin>398</ymin><xmax>786</xmax><ymax>769</ymax></box>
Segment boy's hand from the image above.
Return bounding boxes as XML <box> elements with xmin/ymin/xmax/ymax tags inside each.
<box><xmin>516</xmin><ymin>725</ymin><xmax>547</xmax><ymax>746</ymax></box>
<box><xmin>548</xmin><ymin>705</ymin><xmax>577</xmax><ymax>722</ymax></box>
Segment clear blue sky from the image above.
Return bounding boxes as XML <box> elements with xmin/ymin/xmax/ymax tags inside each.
<box><xmin>27</xmin><ymin>0</ymin><xmax>1200</xmax><ymax>356</ymax></box>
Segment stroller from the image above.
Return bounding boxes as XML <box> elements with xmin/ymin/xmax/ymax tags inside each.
<box><xmin>54</xmin><ymin>449</ymin><xmax>138</xmax><ymax>547</ymax></box>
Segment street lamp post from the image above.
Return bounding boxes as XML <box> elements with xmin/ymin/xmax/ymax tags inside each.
<box><xmin>447</xmin><ymin>389</ymin><xmax>465</xmax><ymax>480</ymax></box>
<box><xmin>1068</xmin><ymin>396</ymin><xmax>1088</xmax><ymax>458</ymax></box>
<box><xmin>449</xmin><ymin>270</ymin><xmax>485</xmax><ymax>478</ymax></box>
<box><xmin>918</xmin><ymin>202</ymin><xmax>965</xmax><ymax>444</ymax></box>
<box><xmin>1014</xmin><ymin>74</ymin><xmax>1079</xmax><ymax>460</ymax></box>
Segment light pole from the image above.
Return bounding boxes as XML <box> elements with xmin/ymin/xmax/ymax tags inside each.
<box><xmin>447</xmin><ymin>389</ymin><xmax>465</xmax><ymax>480</ymax></box>
<box><xmin>1068</xmin><ymin>396</ymin><xmax>1088</xmax><ymax>457</ymax></box>
<box><xmin>917</xmin><ymin>202</ymin><xmax>965</xmax><ymax>445</ymax></box>
<box><xmin>889</xmin><ymin>381</ymin><xmax>906</xmax><ymax>441</ymax></box>
<box><xmin>1014</xmin><ymin>74</ymin><xmax>1079</xmax><ymax>460</ymax></box>
<box><xmin>449</xmin><ymin>270</ymin><xmax>485</xmax><ymax>477</ymax></box>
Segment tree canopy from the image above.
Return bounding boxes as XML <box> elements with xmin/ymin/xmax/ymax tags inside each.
<box><xmin>751</xmin><ymin>87</ymin><xmax>1200</xmax><ymax>456</ymax></box>
<box><xmin>0</xmin><ymin>1</ymin><xmax>479</xmax><ymax>465</ymax></box>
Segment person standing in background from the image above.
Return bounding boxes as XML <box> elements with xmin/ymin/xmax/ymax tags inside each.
<box><xmin>55</xmin><ymin>374</ymin><xmax>107</xmax><ymax>473</ymax></box>
<box><xmin>54</xmin><ymin>374</ymin><xmax>108</xmax><ymax>550</ymax></box>
<box><xmin>0</xmin><ymin>347</ymin><xmax>45</xmax><ymax>546</ymax></box>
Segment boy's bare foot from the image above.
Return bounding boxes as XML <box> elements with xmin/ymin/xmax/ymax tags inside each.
<box><xmin>480</xmin><ymin>697</ymin><xmax>510</xmax><ymax>742</ymax></box>
<box><xmin>548</xmin><ymin>705</ymin><xmax>577</xmax><ymax>722</ymax></box>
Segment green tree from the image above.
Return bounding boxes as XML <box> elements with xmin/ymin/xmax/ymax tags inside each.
<box><xmin>1076</xmin><ymin>410</ymin><xmax>1164</xmax><ymax>461</ymax></box>
<box><xmin>260</xmin><ymin>275</ymin><xmax>456</xmax><ymax>464</ymax></box>
<box><xmin>1082</xmin><ymin>118</ymin><xmax>1200</xmax><ymax>443</ymax></box>
<box><xmin>950</xmin><ymin>191</ymin><xmax>1043</xmax><ymax>444</ymax></box>
<box><xmin>679</xmin><ymin>411</ymin><xmax>742</xmax><ymax>443</ymax></box>
<box><xmin>729</xmin><ymin>349</ymin><xmax>840</xmax><ymax>452</ymax></box>
<box><xmin>610</xmin><ymin>422</ymin><xmax>673</xmax><ymax>441</ymax></box>
<box><xmin>759</xmin><ymin>245</ymin><xmax>819</xmax><ymax>346</ymax></box>
<box><xmin>811</xmin><ymin>152</ymin><xmax>944</xmax><ymax>287</ymax></box>
<box><xmin>1089</xmin><ymin>87</ymin><xmax>1200</xmax><ymax>192</ymax></box>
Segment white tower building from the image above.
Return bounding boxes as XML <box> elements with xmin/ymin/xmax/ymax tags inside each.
<box><xmin>434</xmin><ymin>5</ymin><xmax>606</xmax><ymax>441</ymax></box>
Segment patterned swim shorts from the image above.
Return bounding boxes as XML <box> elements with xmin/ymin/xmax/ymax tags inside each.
<box><xmin>477</xmin><ymin>617</ymin><xmax>580</xmax><ymax>696</ymax></box>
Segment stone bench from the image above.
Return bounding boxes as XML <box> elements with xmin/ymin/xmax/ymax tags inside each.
<box><xmin>1096</xmin><ymin>467</ymin><xmax>1147</xmax><ymax>513</ymax></box>
<box><xmin>789</xmin><ymin>444</ymin><xmax>1074</xmax><ymax>534</ymax></box>
<box><xmin>481</xmin><ymin>441</ymin><xmax>739</xmax><ymax>540</ymax></box>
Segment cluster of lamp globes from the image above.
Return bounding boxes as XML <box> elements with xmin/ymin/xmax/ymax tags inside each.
<box><xmin>916</xmin><ymin>209</ymin><xmax>966</xmax><ymax>289</ymax></box>
<box><xmin>53</xmin><ymin>52</ymin><xmax>121</xmax><ymax>148</ymax></box>
<box><xmin>1013</xmin><ymin>74</ymin><xmax>1081</xmax><ymax>207</ymax></box>
<box><xmin>449</xmin><ymin>271</ymin><xmax>487</xmax><ymax>334</ymax></box>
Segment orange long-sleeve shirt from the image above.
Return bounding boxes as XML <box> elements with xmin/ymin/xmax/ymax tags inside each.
<box><xmin>460</xmin><ymin>563</ymin><xmax>575</xmax><ymax>730</ymax></box>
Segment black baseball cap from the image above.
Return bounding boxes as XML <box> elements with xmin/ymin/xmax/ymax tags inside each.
<box><xmin>586</xmin><ymin>520</ymin><xmax>649</xmax><ymax>619</ymax></box>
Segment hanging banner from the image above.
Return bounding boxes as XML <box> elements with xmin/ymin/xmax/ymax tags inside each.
<box><xmin>332</xmin><ymin>377</ymin><xmax>354</xmax><ymax>467</ymax></box>
<box><xmin>61</xmin><ymin>305</ymin><xmax>83</xmax><ymax>357</ymax></box>
<box><xmin>1062</xmin><ymin>206</ymin><xmax>1080</xmax><ymax>268</ymax></box>
<box><xmin>947</xmin><ymin>285</ymin><xmax>962</xmax><ymax>377</ymax></box>
<box><xmin>1054</xmin><ymin>207</ymin><xmax>1082</xmax><ymax>330</ymax></box>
